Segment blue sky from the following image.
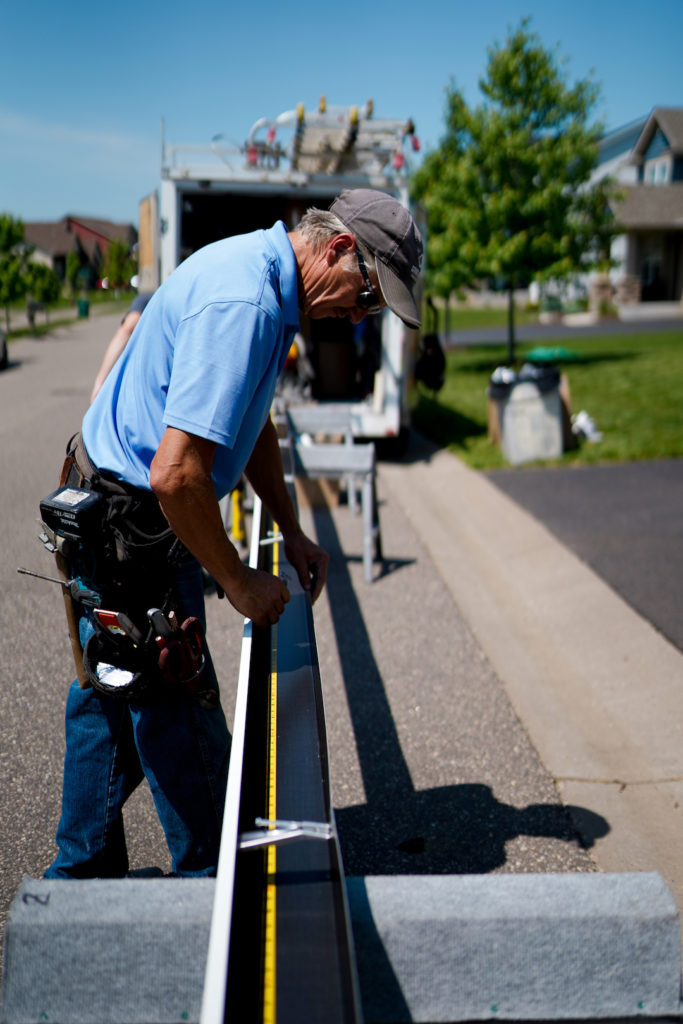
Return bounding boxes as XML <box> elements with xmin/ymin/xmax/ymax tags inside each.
<box><xmin>2</xmin><ymin>0</ymin><xmax>682</xmax><ymax>226</ymax></box>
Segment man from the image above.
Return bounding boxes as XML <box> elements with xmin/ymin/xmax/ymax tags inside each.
<box><xmin>44</xmin><ymin>188</ymin><xmax>422</xmax><ymax>879</ymax></box>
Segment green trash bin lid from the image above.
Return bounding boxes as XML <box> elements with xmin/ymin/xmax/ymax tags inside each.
<box><xmin>525</xmin><ymin>346</ymin><xmax>581</xmax><ymax>364</ymax></box>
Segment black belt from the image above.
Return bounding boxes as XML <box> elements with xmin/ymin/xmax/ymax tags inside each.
<box><xmin>66</xmin><ymin>432</ymin><xmax>179</xmax><ymax>553</ymax></box>
<box><xmin>71</xmin><ymin>432</ymin><xmax>146</xmax><ymax>499</ymax></box>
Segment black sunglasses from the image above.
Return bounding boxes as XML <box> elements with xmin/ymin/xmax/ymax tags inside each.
<box><xmin>355</xmin><ymin>249</ymin><xmax>383</xmax><ymax>314</ymax></box>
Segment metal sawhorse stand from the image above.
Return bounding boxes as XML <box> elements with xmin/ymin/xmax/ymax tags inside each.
<box><xmin>280</xmin><ymin>405</ymin><xmax>383</xmax><ymax>582</ymax></box>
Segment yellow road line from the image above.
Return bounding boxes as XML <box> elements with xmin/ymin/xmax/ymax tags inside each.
<box><xmin>263</xmin><ymin>534</ymin><xmax>279</xmax><ymax>1024</ymax></box>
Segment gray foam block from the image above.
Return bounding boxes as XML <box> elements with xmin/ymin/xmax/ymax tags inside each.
<box><xmin>1</xmin><ymin>878</ymin><xmax>215</xmax><ymax>1024</ymax></box>
<box><xmin>3</xmin><ymin>873</ymin><xmax>682</xmax><ymax>1023</ymax></box>
<box><xmin>347</xmin><ymin>873</ymin><xmax>683</xmax><ymax>1022</ymax></box>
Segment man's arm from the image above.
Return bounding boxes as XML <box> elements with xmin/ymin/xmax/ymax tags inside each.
<box><xmin>150</xmin><ymin>426</ymin><xmax>290</xmax><ymax>628</ymax></box>
<box><xmin>244</xmin><ymin>418</ymin><xmax>329</xmax><ymax>602</ymax></box>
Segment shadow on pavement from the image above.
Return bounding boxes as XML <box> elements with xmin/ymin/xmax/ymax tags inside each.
<box><xmin>313</xmin><ymin>503</ymin><xmax>609</xmax><ymax>877</ymax></box>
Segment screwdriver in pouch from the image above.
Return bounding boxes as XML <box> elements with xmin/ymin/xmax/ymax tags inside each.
<box><xmin>17</xmin><ymin>567</ymin><xmax>101</xmax><ymax>607</ymax></box>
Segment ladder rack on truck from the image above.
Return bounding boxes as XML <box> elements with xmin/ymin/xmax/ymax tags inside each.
<box><xmin>138</xmin><ymin>98</ymin><xmax>424</xmax><ymax>448</ymax></box>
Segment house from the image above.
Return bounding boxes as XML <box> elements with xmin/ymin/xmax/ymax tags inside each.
<box><xmin>23</xmin><ymin>215</ymin><xmax>137</xmax><ymax>287</ymax></box>
<box><xmin>599</xmin><ymin>108</ymin><xmax>683</xmax><ymax>306</ymax></box>
<box><xmin>594</xmin><ymin>115</ymin><xmax>648</xmax><ymax>186</ymax></box>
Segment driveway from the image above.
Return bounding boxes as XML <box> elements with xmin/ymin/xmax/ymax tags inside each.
<box><xmin>485</xmin><ymin>460</ymin><xmax>683</xmax><ymax>652</ymax></box>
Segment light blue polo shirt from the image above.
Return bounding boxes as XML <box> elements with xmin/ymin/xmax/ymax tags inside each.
<box><xmin>82</xmin><ymin>222</ymin><xmax>299</xmax><ymax>499</ymax></box>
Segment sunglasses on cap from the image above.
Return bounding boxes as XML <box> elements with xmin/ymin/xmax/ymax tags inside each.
<box><xmin>355</xmin><ymin>248</ymin><xmax>383</xmax><ymax>314</ymax></box>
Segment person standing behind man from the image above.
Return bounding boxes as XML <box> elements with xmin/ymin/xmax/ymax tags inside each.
<box><xmin>90</xmin><ymin>292</ymin><xmax>154</xmax><ymax>403</ymax></box>
<box><xmin>44</xmin><ymin>189</ymin><xmax>422</xmax><ymax>880</ymax></box>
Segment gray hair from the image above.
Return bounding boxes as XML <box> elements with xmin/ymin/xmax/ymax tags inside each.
<box><xmin>298</xmin><ymin>207</ymin><xmax>376</xmax><ymax>275</ymax></box>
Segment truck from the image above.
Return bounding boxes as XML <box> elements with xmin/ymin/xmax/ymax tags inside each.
<box><xmin>137</xmin><ymin>98</ymin><xmax>424</xmax><ymax>447</ymax></box>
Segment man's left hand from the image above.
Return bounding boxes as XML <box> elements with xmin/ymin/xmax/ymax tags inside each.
<box><xmin>283</xmin><ymin>529</ymin><xmax>329</xmax><ymax>603</ymax></box>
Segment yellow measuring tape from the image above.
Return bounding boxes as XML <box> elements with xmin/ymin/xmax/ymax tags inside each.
<box><xmin>262</xmin><ymin>534</ymin><xmax>279</xmax><ymax>1024</ymax></box>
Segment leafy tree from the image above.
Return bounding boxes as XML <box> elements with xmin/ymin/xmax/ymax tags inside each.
<box><xmin>0</xmin><ymin>213</ymin><xmax>25</xmax><ymax>255</ymax></box>
<box><xmin>26</xmin><ymin>262</ymin><xmax>62</xmax><ymax>324</ymax></box>
<box><xmin>0</xmin><ymin>214</ymin><xmax>30</xmax><ymax>332</ymax></box>
<box><xmin>66</xmin><ymin>250</ymin><xmax>84</xmax><ymax>299</ymax></box>
<box><xmin>0</xmin><ymin>255</ymin><xmax>27</xmax><ymax>332</ymax></box>
<box><xmin>101</xmin><ymin>237</ymin><xmax>135</xmax><ymax>297</ymax></box>
<box><xmin>412</xmin><ymin>20</ymin><xmax>615</xmax><ymax>363</ymax></box>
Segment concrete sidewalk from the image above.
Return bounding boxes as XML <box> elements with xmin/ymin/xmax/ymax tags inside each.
<box><xmin>379</xmin><ymin>434</ymin><xmax>683</xmax><ymax>919</ymax></box>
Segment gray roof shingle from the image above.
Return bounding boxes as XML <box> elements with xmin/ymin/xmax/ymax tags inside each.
<box><xmin>633</xmin><ymin>108</ymin><xmax>683</xmax><ymax>158</ymax></box>
<box><xmin>612</xmin><ymin>184</ymin><xmax>683</xmax><ymax>228</ymax></box>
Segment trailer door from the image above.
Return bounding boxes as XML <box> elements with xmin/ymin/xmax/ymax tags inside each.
<box><xmin>137</xmin><ymin>191</ymin><xmax>159</xmax><ymax>291</ymax></box>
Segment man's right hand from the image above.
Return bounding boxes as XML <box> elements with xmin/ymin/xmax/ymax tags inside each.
<box><xmin>223</xmin><ymin>565</ymin><xmax>291</xmax><ymax>628</ymax></box>
<box><xmin>151</xmin><ymin>428</ymin><xmax>295</xmax><ymax>628</ymax></box>
<box><xmin>152</xmin><ymin>429</ymin><xmax>291</xmax><ymax>629</ymax></box>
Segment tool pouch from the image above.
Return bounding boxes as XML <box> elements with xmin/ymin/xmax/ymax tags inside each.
<box><xmin>63</xmin><ymin>431</ymin><xmax>182</xmax><ymax>571</ymax></box>
<box><xmin>42</xmin><ymin>435</ymin><xmax>107</xmax><ymax>688</ymax></box>
<box><xmin>83</xmin><ymin>612</ymin><xmax>213</xmax><ymax>706</ymax></box>
<box><xmin>48</xmin><ymin>433</ymin><xmax>180</xmax><ymax>690</ymax></box>
<box><xmin>82</xmin><ymin>628</ymin><xmax>160</xmax><ymax>700</ymax></box>
<box><xmin>48</xmin><ymin>434</ymin><xmax>216</xmax><ymax>705</ymax></box>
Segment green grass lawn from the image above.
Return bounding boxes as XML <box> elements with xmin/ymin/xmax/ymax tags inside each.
<box><xmin>429</xmin><ymin>304</ymin><xmax>539</xmax><ymax>332</ymax></box>
<box><xmin>412</xmin><ymin>328</ymin><xmax>683</xmax><ymax>469</ymax></box>
<box><xmin>4</xmin><ymin>292</ymin><xmax>135</xmax><ymax>339</ymax></box>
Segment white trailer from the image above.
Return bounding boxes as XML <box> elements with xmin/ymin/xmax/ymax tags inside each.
<box><xmin>138</xmin><ymin>99</ymin><xmax>424</xmax><ymax>446</ymax></box>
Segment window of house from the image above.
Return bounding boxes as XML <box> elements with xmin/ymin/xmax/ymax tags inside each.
<box><xmin>646</xmin><ymin>160</ymin><xmax>670</xmax><ymax>184</ymax></box>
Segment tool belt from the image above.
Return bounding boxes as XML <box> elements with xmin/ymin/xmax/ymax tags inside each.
<box><xmin>47</xmin><ymin>433</ymin><xmax>216</xmax><ymax>707</ymax></box>
<box><xmin>62</xmin><ymin>432</ymin><xmax>182</xmax><ymax>567</ymax></box>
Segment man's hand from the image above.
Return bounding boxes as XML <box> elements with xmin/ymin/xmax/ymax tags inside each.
<box><xmin>283</xmin><ymin>528</ymin><xmax>329</xmax><ymax>603</ymax></box>
<box><xmin>223</xmin><ymin>563</ymin><xmax>291</xmax><ymax>628</ymax></box>
<box><xmin>151</xmin><ymin>425</ymin><xmax>328</xmax><ymax>628</ymax></box>
<box><xmin>151</xmin><ymin>428</ymin><xmax>292</xmax><ymax>629</ymax></box>
<box><xmin>244</xmin><ymin>420</ymin><xmax>329</xmax><ymax>603</ymax></box>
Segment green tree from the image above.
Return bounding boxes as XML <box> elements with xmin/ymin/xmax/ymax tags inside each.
<box><xmin>101</xmin><ymin>237</ymin><xmax>135</xmax><ymax>297</ymax></box>
<box><xmin>26</xmin><ymin>262</ymin><xmax>62</xmax><ymax>324</ymax></box>
<box><xmin>0</xmin><ymin>213</ymin><xmax>25</xmax><ymax>254</ymax></box>
<box><xmin>412</xmin><ymin>20</ymin><xmax>616</xmax><ymax>363</ymax></box>
<box><xmin>66</xmin><ymin>249</ymin><xmax>84</xmax><ymax>299</ymax></box>
<box><xmin>0</xmin><ymin>214</ymin><xmax>30</xmax><ymax>332</ymax></box>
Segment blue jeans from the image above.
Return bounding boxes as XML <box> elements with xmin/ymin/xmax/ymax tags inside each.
<box><xmin>45</xmin><ymin>557</ymin><xmax>231</xmax><ymax>879</ymax></box>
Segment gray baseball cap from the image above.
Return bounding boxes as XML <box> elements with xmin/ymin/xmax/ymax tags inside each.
<box><xmin>330</xmin><ymin>189</ymin><xmax>423</xmax><ymax>328</ymax></box>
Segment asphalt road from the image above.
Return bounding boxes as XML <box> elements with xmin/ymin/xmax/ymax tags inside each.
<box><xmin>1</xmin><ymin>314</ymin><xmax>598</xmax><ymax>984</ymax></box>
<box><xmin>485</xmin><ymin>460</ymin><xmax>683</xmax><ymax>653</ymax></box>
